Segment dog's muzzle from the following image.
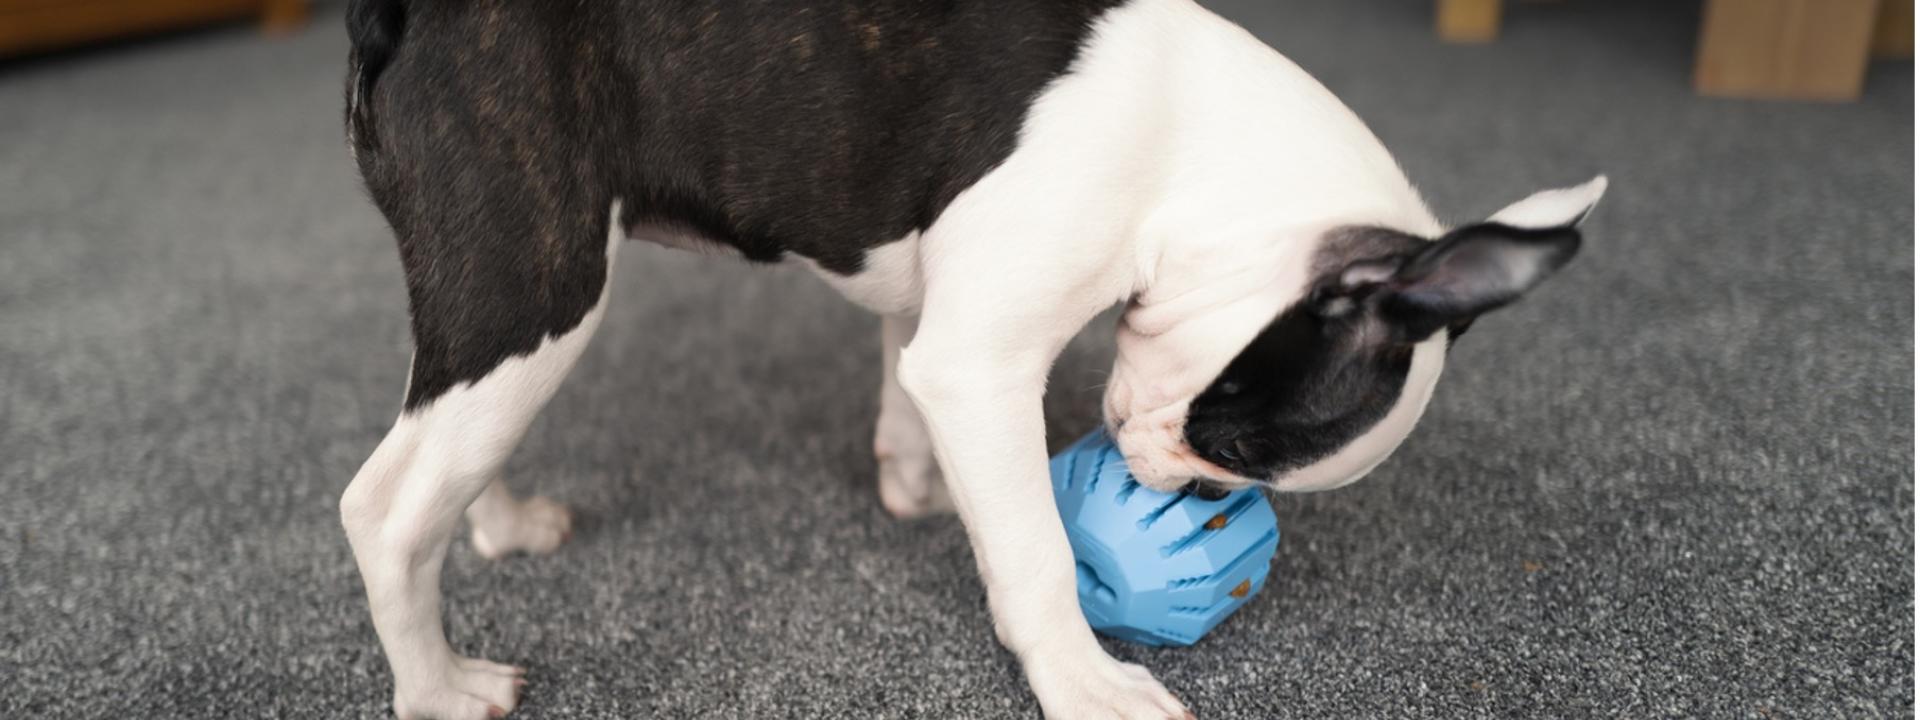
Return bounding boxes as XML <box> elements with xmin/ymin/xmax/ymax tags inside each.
<box><xmin>1181</xmin><ymin>479</ymin><xmax>1233</xmax><ymax>501</ymax></box>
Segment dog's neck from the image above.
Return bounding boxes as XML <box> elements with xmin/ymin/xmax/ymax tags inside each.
<box><xmin>1106</xmin><ymin>0</ymin><xmax>1440</xmax><ymax>316</ymax></box>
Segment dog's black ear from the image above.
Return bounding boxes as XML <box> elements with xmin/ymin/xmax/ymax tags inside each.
<box><xmin>1311</xmin><ymin>175</ymin><xmax>1606</xmax><ymax>333</ymax></box>
<box><xmin>1362</xmin><ymin>174</ymin><xmax>1606</xmax><ymax>339</ymax></box>
<box><xmin>1377</xmin><ymin>223</ymin><xmax>1581</xmax><ymax>339</ymax></box>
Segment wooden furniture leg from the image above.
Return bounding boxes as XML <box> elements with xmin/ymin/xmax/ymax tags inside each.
<box><xmin>260</xmin><ymin>0</ymin><xmax>309</xmax><ymax>35</ymax></box>
<box><xmin>1873</xmin><ymin>0</ymin><xmax>1915</xmax><ymax>58</ymax></box>
<box><xmin>1695</xmin><ymin>0</ymin><xmax>1880</xmax><ymax>101</ymax></box>
<box><xmin>0</xmin><ymin>0</ymin><xmax>308</xmax><ymax>58</ymax></box>
<box><xmin>1438</xmin><ymin>0</ymin><xmax>1504</xmax><ymax>43</ymax></box>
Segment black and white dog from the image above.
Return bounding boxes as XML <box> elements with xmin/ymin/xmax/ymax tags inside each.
<box><xmin>339</xmin><ymin>0</ymin><xmax>1604</xmax><ymax>717</ymax></box>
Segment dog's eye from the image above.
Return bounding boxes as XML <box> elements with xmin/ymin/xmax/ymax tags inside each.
<box><xmin>1219</xmin><ymin>381</ymin><xmax>1242</xmax><ymax>395</ymax></box>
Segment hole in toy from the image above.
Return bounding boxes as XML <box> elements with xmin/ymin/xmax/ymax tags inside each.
<box><xmin>1075</xmin><ymin>561</ymin><xmax>1117</xmax><ymax>604</ymax></box>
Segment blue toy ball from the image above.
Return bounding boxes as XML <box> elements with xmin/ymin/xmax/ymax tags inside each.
<box><xmin>1049</xmin><ymin>430</ymin><xmax>1281</xmax><ymax>647</ymax></box>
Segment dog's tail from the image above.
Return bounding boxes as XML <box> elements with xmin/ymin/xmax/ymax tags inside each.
<box><xmin>345</xmin><ymin>0</ymin><xmax>406</xmax><ymax>153</ymax></box>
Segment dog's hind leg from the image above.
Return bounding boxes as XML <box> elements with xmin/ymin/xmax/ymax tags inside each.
<box><xmin>875</xmin><ymin>313</ymin><xmax>954</xmax><ymax>519</ymax></box>
<box><xmin>341</xmin><ymin>199</ymin><xmax>621</xmax><ymax>720</ymax></box>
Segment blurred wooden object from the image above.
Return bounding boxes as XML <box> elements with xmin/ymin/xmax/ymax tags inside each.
<box><xmin>260</xmin><ymin>0</ymin><xmax>310</xmax><ymax>36</ymax></box>
<box><xmin>1435</xmin><ymin>0</ymin><xmax>1908</xmax><ymax>100</ymax></box>
<box><xmin>1438</xmin><ymin>0</ymin><xmax>1504</xmax><ymax>43</ymax></box>
<box><xmin>0</xmin><ymin>0</ymin><xmax>308</xmax><ymax>58</ymax></box>
<box><xmin>1873</xmin><ymin>0</ymin><xmax>1915</xmax><ymax>58</ymax></box>
<box><xmin>1695</xmin><ymin>0</ymin><xmax>1879</xmax><ymax>101</ymax></box>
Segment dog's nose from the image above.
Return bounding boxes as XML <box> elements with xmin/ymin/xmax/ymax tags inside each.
<box><xmin>1182</xmin><ymin>480</ymin><xmax>1231</xmax><ymax>501</ymax></box>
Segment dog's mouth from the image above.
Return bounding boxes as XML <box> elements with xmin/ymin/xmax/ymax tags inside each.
<box><xmin>1109</xmin><ymin>409</ymin><xmax>1260</xmax><ymax>492</ymax></box>
<box><xmin>1180</xmin><ymin>479</ymin><xmax>1233</xmax><ymax>500</ymax></box>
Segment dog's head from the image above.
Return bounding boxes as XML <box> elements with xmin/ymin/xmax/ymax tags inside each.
<box><xmin>1107</xmin><ymin>177</ymin><xmax>1606</xmax><ymax>493</ymax></box>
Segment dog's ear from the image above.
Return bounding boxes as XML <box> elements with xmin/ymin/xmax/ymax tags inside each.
<box><xmin>1486</xmin><ymin>175</ymin><xmax>1608</xmax><ymax>230</ymax></box>
<box><xmin>1312</xmin><ymin>176</ymin><xmax>1605</xmax><ymax>336</ymax></box>
<box><xmin>1375</xmin><ymin>223</ymin><xmax>1581</xmax><ymax>339</ymax></box>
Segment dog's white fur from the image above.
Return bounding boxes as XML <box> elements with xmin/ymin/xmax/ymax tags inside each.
<box><xmin>843</xmin><ymin>3</ymin><xmax>1599</xmax><ymax>716</ymax></box>
<box><xmin>886</xmin><ymin>3</ymin><xmax>1436</xmax><ymax>715</ymax></box>
<box><xmin>344</xmin><ymin>1</ymin><xmax>1605</xmax><ymax>718</ymax></box>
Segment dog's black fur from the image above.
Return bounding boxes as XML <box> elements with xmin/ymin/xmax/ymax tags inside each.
<box><xmin>345</xmin><ymin>0</ymin><xmax>1124</xmax><ymax>408</ymax></box>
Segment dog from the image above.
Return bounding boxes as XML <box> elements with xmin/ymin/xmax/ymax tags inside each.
<box><xmin>338</xmin><ymin>0</ymin><xmax>1604</xmax><ymax>717</ymax></box>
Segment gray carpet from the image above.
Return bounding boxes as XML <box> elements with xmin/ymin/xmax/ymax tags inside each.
<box><xmin>2</xmin><ymin>1</ymin><xmax>1911</xmax><ymax>717</ymax></box>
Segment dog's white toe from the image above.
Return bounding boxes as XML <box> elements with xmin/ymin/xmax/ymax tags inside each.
<box><xmin>393</xmin><ymin>656</ymin><xmax>525</xmax><ymax>720</ymax></box>
<box><xmin>877</xmin><ymin>452</ymin><xmax>955</xmax><ymax>519</ymax></box>
<box><xmin>470</xmin><ymin>495</ymin><xmax>573</xmax><ymax>559</ymax></box>
<box><xmin>1026</xmin><ymin>649</ymin><xmax>1193</xmax><ymax>720</ymax></box>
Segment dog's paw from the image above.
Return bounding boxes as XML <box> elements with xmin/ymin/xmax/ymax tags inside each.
<box><xmin>471</xmin><ymin>496</ymin><xmax>573</xmax><ymax>560</ymax></box>
<box><xmin>876</xmin><ymin>450</ymin><xmax>954</xmax><ymax>519</ymax></box>
<box><xmin>1025</xmin><ymin>648</ymin><xmax>1193</xmax><ymax>720</ymax></box>
<box><xmin>393</xmin><ymin>656</ymin><xmax>525</xmax><ymax>720</ymax></box>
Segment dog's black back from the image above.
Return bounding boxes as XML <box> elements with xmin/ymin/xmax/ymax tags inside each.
<box><xmin>346</xmin><ymin>0</ymin><xmax>1122</xmax><ymax>407</ymax></box>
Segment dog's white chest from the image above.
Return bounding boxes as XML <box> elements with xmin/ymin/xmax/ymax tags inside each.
<box><xmin>795</xmin><ymin>235</ymin><xmax>925</xmax><ymax>316</ymax></box>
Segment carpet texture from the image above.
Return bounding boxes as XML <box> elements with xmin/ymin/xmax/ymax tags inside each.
<box><xmin>2</xmin><ymin>1</ymin><xmax>1911</xmax><ymax>717</ymax></box>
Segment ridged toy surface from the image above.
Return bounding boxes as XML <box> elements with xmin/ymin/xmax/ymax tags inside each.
<box><xmin>1049</xmin><ymin>430</ymin><xmax>1282</xmax><ymax>647</ymax></box>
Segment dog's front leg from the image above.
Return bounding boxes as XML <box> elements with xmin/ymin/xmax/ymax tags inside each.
<box><xmin>899</xmin><ymin>312</ymin><xmax>1194</xmax><ymax>720</ymax></box>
